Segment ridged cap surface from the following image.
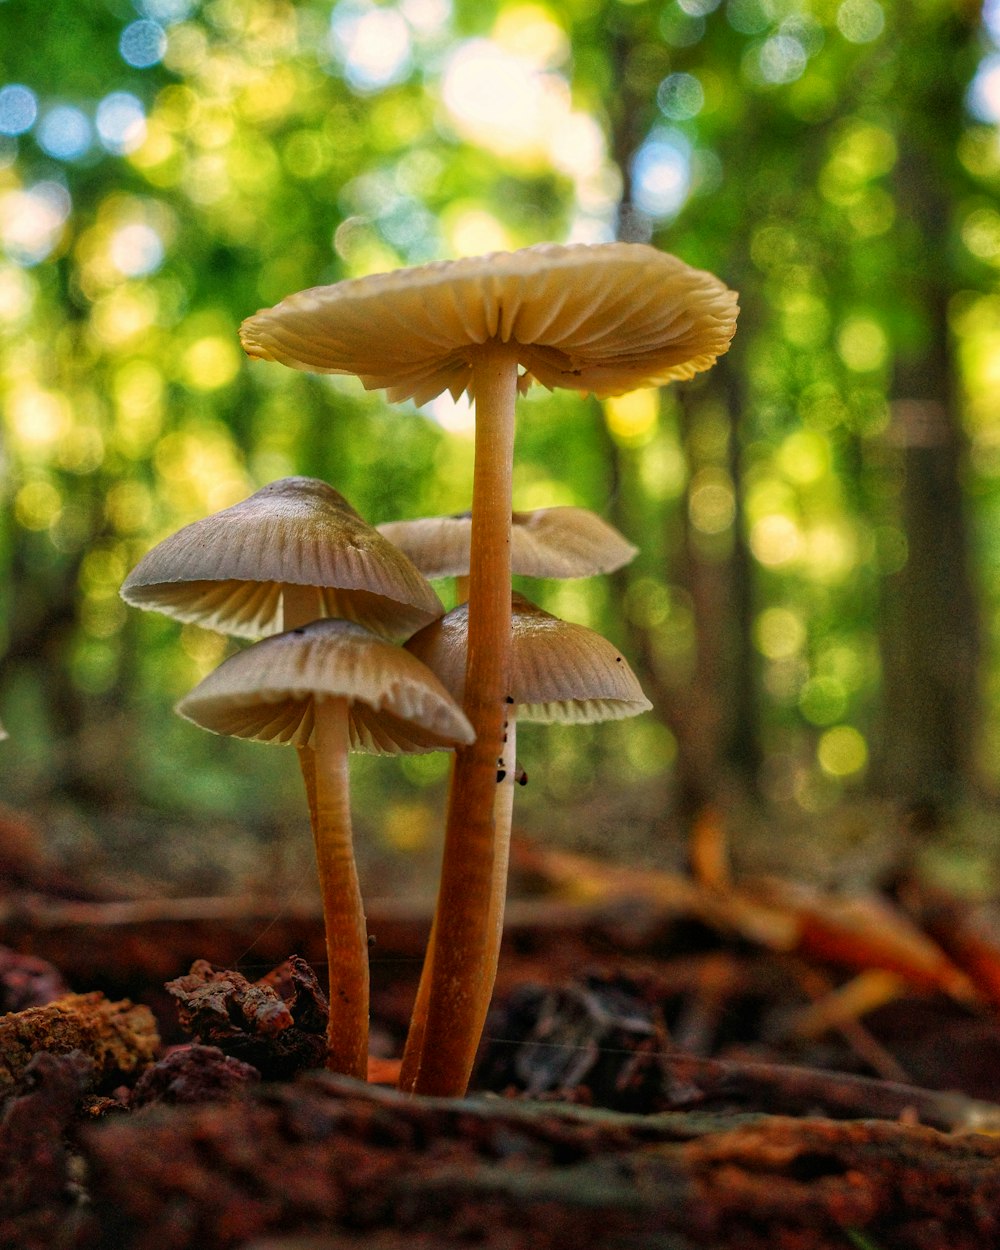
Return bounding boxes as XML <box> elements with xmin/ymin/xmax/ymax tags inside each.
<box><xmin>121</xmin><ymin>477</ymin><xmax>442</xmax><ymax>639</ymax></box>
<box><xmin>405</xmin><ymin>592</ymin><xmax>651</xmax><ymax>724</ymax></box>
<box><xmin>378</xmin><ymin>507</ymin><xmax>638</xmax><ymax>580</ymax></box>
<box><xmin>240</xmin><ymin>243</ymin><xmax>738</xmax><ymax>405</ymax></box>
<box><xmin>176</xmin><ymin>618</ymin><xmax>474</xmax><ymax>754</ymax></box>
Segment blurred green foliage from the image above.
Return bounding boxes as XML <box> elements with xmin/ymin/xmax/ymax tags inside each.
<box><xmin>1</xmin><ymin>0</ymin><xmax>999</xmax><ymax>869</ymax></box>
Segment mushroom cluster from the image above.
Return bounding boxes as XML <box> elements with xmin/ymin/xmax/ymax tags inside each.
<box><xmin>120</xmin><ymin>476</ymin><xmax>473</xmax><ymax>1077</ymax></box>
<box><xmin>240</xmin><ymin>241</ymin><xmax>738</xmax><ymax>1094</ymax></box>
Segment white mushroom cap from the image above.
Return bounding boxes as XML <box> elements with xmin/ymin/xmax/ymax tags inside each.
<box><xmin>240</xmin><ymin>243</ymin><xmax>738</xmax><ymax>406</ymax></box>
<box><xmin>405</xmin><ymin>592</ymin><xmax>651</xmax><ymax>724</ymax></box>
<box><xmin>176</xmin><ymin>618</ymin><xmax>475</xmax><ymax>754</ymax></box>
<box><xmin>121</xmin><ymin>477</ymin><xmax>443</xmax><ymax>640</ymax></box>
<box><xmin>377</xmin><ymin>507</ymin><xmax>638</xmax><ymax>581</ymax></box>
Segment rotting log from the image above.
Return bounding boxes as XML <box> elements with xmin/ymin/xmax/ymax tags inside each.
<box><xmin>80</xmin><ymin>1072</ymin><xmax>1000</xmax><ymax>1250</ymax></box>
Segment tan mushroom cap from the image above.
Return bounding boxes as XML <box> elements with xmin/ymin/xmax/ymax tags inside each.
<box><xmin>377</xmin><ymin>507</ymin><xmax>638</xmax><ymax>581</ymax></box>
<box><xmin>176</xmin><ymin>618</ymin><xmax>475</xmax><ymax>754</ymax></box>
<box><xmin>405</xmin><ymin>592</ymin><xmax>651</xmax><ymax>724</ymax></box>
<box><xmin>121</xmin><ymin>477</ymin><xmax>443</xmax><ymax>640</ymax></box>
<box><xmin>240</xmin><ymin>242</ymin><xmax>739</xmax><ymax>406</ymax></box>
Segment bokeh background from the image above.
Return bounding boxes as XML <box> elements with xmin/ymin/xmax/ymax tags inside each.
<box><xmin>1</xmin><ymin>0</ymin><xmax>999</xmax><ymax>899</ymax></box>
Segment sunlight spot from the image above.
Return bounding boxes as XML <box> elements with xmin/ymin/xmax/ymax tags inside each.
<box><xmin>631</xmin><ymin>131</ymin><xmax>691</xmax><ymax>219</ymax></box>
<box><xmin>751</xmin><ymin>513</ymin><xmax>802</xmax><ymax>567</ymax></box>
<box><xmin>836</xmin><ymin>0</ymin><xmax>884</xmax><ymax>43</ymax></box>
<box><xmin>329</xmin><ymin>2</ymin><xmax>412</xmax><ymax>92</ymax></box>
<box><xmin>441</xmin><ymin>39</ymin><xmax>569</xmax><ymax>161</ymax></box>
<box><xmin>96</xmin><ymin>92</ymin><xmax>147</xmax><ymax>155</ymax></box>
<box><xmin>181</xmin><ymin>336</ymin><xmax>241</xmax><ymax>391</ymax></box>
<box><xmin>817</xmin><ymin>725</ymin><xmax>868</xmax><ymax>777</ymax></box>
<box><xmin>37</xmin><ymin>105</ymin><xmax>92</xmax><ymax>161</ymax></box>
<box><xmin>0</xmin><ymin>84</ymin><xmax>37</xmax><ymax>135</ymax></box>
<box><xmin>9</xmin><ymin>385</ymin><xmax>71</xmax><ymax>449</ymax></box>
<box><xmin>604</xmin><ymin>388</ymin><xmax>658</xmax><ymax>445</ymax></box>
<box><xmin>0</xmin><ymin>264</ymin><xmax>34</xmax><ymax>324</ymax></box>
<box><xmin>109</xmin><ymin>222</ymin><xmax>164</xmax><ymax>277</ymax></box>
<box><xmin>838</xmin><ymin>315</ymin><xmax>888</xmax><ymax>372</ymax></box>
<box><xmin>689</xmin><ymin>467</ymin><xmax>735</xmax><ymax>535</ymax></box>
<box><xmin>445</xmin><ymin>205</ymin><xmax>511</xmax><ymax>257</ymax></box>
<box><xmin>120</xmin><ymin>19</ymin><xmax>167</xmax><ymax>69</ymax></box>
<box><xmin>657</xmin><ymin>72</ymin><xmax>704</xmax><ymax>120</ymax></box>
<box><xmin>15</xmin><ymin>479</ymin><xmax>62</xmax><ymax>530</ymax></box>
<box><xmin>778</xmin><ymin>430</ymin><xmax>829</xmax><ymax>485</ymax></box>
<box><xmin>493</xmin><ymin>4</ymin><xmax>569</xmax><ymax>67</ymax></box>
<box><xmin>399</xmin><ymin>0</ymin><xmax>451</xmax><ymax>35</ymax></box>
<box><xmin>425</xmin><ymin>390</ymin><xmax>476</xmax><ymax>435</ymax></box>
<box><xmin>755</xmin><ymin>607</ymin><xmax>806</xmax><ymax>660</ymax></box>
<box><xmin>0</xmin><ymin>181</ymin><xmax>71</xmax><ymax>266</ymax></box>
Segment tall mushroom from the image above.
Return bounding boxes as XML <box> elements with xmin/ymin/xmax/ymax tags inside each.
<box><xmin>176</xmin><ymin>618</ymin><xmax>474</xmax><ymax>1078</ymax></box>
<box><xmin>402</xmin><ymin>591</ymin><xmax>651</xmax><ymax>1080</ymax></box>
<box><xmin>240</xmin><ymin>241</ymin><xmax>738</xmax><ymax>1094</ymax></box>
<box><xmin>378</xmin><ymin>505</ymin><xmax>638</xmax><ymax>603</ymax></box>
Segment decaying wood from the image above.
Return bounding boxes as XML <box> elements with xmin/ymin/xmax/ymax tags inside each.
<box><xmin>480</xmin><ymin>976</ymin><xmax>1000</xmax><ymax>1132</ymax></box>
<box><xmin>166</xmin><ymin>957</ymin><xmax>328</xmax><ymax>1078</ymax></box>
<box><xmin>0</xmin><ymin>991</ymin><xmax>158</xmax><ymax>1096</ymax></box>
<box><xmin>80</xmin><ymin>1072</ymin><xmax>1000</xmax><ymax>1250</ymax></box>
<box><xmin>0</xmin><ymin>1051</ymin><xmax>93</xmax><ymax>1250</ymax></box>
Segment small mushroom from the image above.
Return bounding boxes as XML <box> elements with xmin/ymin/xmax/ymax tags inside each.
<box><xmin>378</xmin><ymin>506</ymin><xmax>638</xmax><ymax>602</ymax></box>
<box><xmin>400</xmin><ymin>591</ymin><xmax>650</xmax><ymax>1080</ymax></box>
<box><xmin>121</xmin><ymin>476</ymin><xmax>442</xmax><ymax>639</ymax></box>
<box><xmin>176</xmin><ymin>618</ymin><xmax>474</xmax><ymax>1079</ymax></box>
<box><xmin>241</xmin><ymin>242</ymin><xmax>737</xmax><ymax>1095</ymax></box>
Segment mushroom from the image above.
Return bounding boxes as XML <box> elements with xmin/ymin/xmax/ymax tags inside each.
<box><xmin>400</xmin><ymin>591</ymin><xmax>651</xmax><ymax>1081</ymax></box>
<box><xmin>176</xmin><ymin>618</ymin><xmax>474</xmax><ymax>1078</ymax></box>
<box><xmin>120</xmin><ymin>476</ymin><xmax>444</xmax><ymax>835</ymax></box>
<box><xmin>378</xmin><ymin>506</ymin><xmax>638</xmax><ymax>603</ymax></box>
<box><xmin>121</xmin><ymin>476</ymin><xmax>442</xmax><ymax>640</ymax></box>
<box><xmin>240</xmin><ymin>241</ymin><xmax>738</xmax><ymax>1095</ymax></box>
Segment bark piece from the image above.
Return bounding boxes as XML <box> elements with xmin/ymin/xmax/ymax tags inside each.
<box><xmin>0</xmin><ymin>992</ymin><xmax>158</xmax><ymax>1098</ymax></box>
<box><xmin>131</xmin><ymin>1044</ymin><xmax>260</xmax><ymax>1108</ymax></box>
<box><xmin>166</xmin><ymin>957</ymin><xmax>328</xmax><ymax>1079</ymax></box>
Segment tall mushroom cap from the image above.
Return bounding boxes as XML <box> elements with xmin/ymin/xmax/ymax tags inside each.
<box><xmin>378</xmin><ymin>507</ymin><xmax>638</xmax><ymax>581</ymax></box>
<box><xmin>121</xmin><ymin>477</ymin><xmax>442</xmax><ymax>640</ymax></box>
<box><xmin>239</xmin><ymin>243</ymin><xmax>739</xmax><ymax>405</ymax></box>
<box><xmin>176</xmin><ymin>618</ymin><xmax>475</xmax><ymax>754</ymax></box>
<box><xmin>405</xmin><ymin>592</ymin><xmax>651</xmax><ymax>724</ymax></box>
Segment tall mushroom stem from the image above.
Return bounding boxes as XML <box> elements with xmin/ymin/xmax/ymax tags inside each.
<box><xmin>401</xmin><ymin>340</ymin><xmax>518</xmax><ymax>1095</ymax></box>
<box><xmin>310</xmin><ymin>694</ymin><xmax>369</xmax><ymax>1079</ymax></box>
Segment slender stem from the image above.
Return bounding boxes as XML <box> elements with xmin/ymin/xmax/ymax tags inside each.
<box><xmin>400</xmin><ymin>341</ymin><xmax>518</xmax><ymax>1096</ymax></box>
<box><xmin>454</xmin><ymin>574</ymin><xmax>470</xmax><ymax>605</ymax></box>
<box><xmin>310</xmin><ymin>694</ymin><xmax>369</xmax><ymax>1079</ymax></box>
<box><xmin>284</xmin><ymin>582</ymin><xmax>325</xmax><ymax>831</ymax></box>
<box><xmin>478</xmin><ymin>711</ymin><xmax>517</xmax><ymax>1040</ymax></box>
<box><xmin>398</xmin><ymin>714</ymin><xmax>518</xmax><ymax>1080</ymax></box>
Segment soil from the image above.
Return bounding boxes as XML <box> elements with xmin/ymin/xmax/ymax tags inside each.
<box><xmin>3</xmin><ymin>804</ymin><xmax>1000</xmax><ymax>1249</ymax></box>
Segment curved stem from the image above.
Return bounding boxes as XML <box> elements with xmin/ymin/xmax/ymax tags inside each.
<box><xmin>311</xmin><ymin>694</ymin><xmax>369</xmax><ymax>1079</ymax></box>
<box><xmin>400</xmin><ymin>341</ymin><xmax>518</xmax><ymax>1096</ymax></box>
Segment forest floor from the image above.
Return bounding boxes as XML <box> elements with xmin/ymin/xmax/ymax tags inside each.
<box><xmin>3</xmin><ymin>802</ymin><xmax>1000</xmax><ymax>1249</ymax></box>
